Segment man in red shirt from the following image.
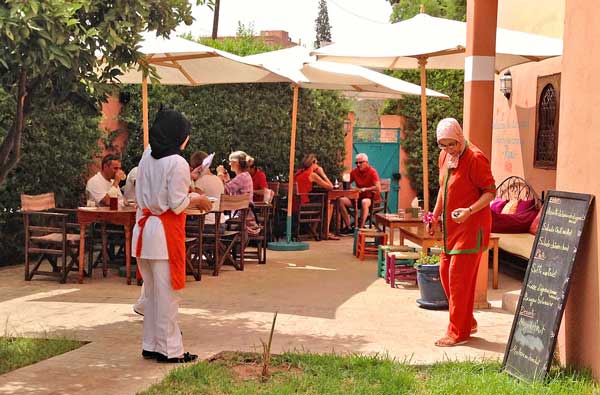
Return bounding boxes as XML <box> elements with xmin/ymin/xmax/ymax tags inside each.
<box><xmin>339</xmin><ymin>153</ymin><xmax>381</xmax><ymax>232</ymax></box>
<box><xmin>248</xmin><ymin>157</ymin><xmax>268</xmax><ymax>191</ymax></box>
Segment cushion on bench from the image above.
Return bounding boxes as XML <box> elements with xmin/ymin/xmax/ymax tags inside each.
<box><xmin>493</xmin><ymin>232</ymin><xmax>535</xmax><ymax>260</ymax></box>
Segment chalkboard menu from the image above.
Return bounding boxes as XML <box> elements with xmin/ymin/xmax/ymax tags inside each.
<box><xmin>502</xmin><ymin>191</ymin><xmax>593</xmax><ymax>382</ymax></box>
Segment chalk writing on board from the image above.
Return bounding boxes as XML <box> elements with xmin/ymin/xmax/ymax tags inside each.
<box><xmin>502</xmin><ymin>191</ymin><xmax>594</xmax><ymax>382</ymax></box>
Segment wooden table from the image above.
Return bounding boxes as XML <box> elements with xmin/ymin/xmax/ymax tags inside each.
<box><xmin>77</xmin><ymin>206</ymin><xmax>137</xmax><ymax>284</ymax></box>
<box><xmin>324</xmin><ymin>188</ymin><xmax>359</xmax><ymax>239</ymax></box>
<box><xmin>399</xmin><ymin>225</ymin><xmax>501</xmax><ymax>289</ymax></box>
<box><xmin>375</xmin><ymin>213</ymin><xmax>424</xmax><ymax>245</ymax></box>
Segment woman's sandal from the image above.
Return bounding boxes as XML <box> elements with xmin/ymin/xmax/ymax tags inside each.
<box><xmin>434</xmin><ymin>336</ymin><xmax>467</xmax><ymax>347</ymax></box>
<box><xmin>157</xmin><ymin>351</ymin><xmax>198</xmax><ymax>363</ymax></box>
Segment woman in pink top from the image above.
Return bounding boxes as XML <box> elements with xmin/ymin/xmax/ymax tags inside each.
<box><xmin>218</xmin><ymin>151</ymin><xmax>254</xmax><ymax>202</ymax></box>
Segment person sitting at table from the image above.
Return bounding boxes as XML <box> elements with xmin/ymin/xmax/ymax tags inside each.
<box><xmin>217</xmin><ymin>151</ymin><xmax>261</xmax><ymax>234</ymax></box>
<box><xmin>247</xmin><ymin>156</ymin><xmax>268</xmax><ymax>191</ymax></box>
<box><xmin>189</xmin><ymin>150</ymin><xmax>225</xmax><ymax>230</ymax></box>
<box><xmin>133</xmin><ymin>108</ymin><xmax>211</xmax><ymax>364</ymax></box>
<box><xmin>295</xmin><ymin>153</ymin><xmax>334</xmax><ymax>238</ymax></box>
<box><xmin>427</xmin><ymin>118</ymin><xmax>495</xmax><ymax>347</ymax></box>
<box><xmin>123</xmin><ymin>166</ymin><xmax>138</xmax><ymax>203</ymax></box>
<box><xmin>338</xmin><ymin>153</ymin><xmax>381</xmax><ymax>232</ymax></box>
<box><xmin>86</xmin><ymin>153</ymin><xmax>126</xmax><ymax>207</ymax></box>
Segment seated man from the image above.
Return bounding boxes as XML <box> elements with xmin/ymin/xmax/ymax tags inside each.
<box><xmin>338</xmin><ymin>153</ymin><xmax>381</xmax><ymax>232</ymax></box>
<box><xmin>86</xmin><ymin>154</ymin><xmax>126</xmax><ymax>207</ymax></box>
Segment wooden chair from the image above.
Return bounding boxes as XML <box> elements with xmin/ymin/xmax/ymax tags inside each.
<box><xmin>268</xmin><ymin>181</ymin><xmax>284</xmax><ymax>240</ymax></box>
<box><xmin>184</xmin><ymin>213</ymin><xmax>204</xmax><ymax>282</ymax></box>
<box><xmin>198</xmin><ymin>194</ymin><xmax>250</xmax><ymax>276</ymax></box>
<box><xmin>21</xmin><ymin>193</ymin><xmax>82</xmax><ymax>283</ymax></box>
<box><xmin>247</xmin><ymin>190</ymin><xmax>274</xmax><ymax>264</ymax></box>
<box><xmin>369</xmin><ymin>178</ymin><xmax>391</xmax><ymax>227</ymax></box>
<box><xmin>278</xmin><ymin>183</ymin><xmax>327</xmax><ymax>241</ymax></box>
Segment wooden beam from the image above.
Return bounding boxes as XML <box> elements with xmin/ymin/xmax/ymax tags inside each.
<box><xmin>165</xmin><ymin>53</ymin><xmax>198</xmax><ymax>85</ymax></box>
<box><xmin>148</xmin><ymin>53</ymin><xmax>219</xmax><ymax>63</ymax></box>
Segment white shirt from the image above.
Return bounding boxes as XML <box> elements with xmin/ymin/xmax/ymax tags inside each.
<box><xmin>86</xmin><ymin>172</ymin><xmax>123</xmax><ymax>207</ymax></box>
<box><xmin>194</xmin><ymin>173</ymin><xmax>225</xmax><ymax>225</ymax></box>
<box><xmin>132</xmin><ymin>149</ymin><xmax>191</xmax><ymax>259</ymax></box>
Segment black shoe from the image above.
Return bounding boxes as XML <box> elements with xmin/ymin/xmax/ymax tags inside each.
<box><xmin>156</xmin><ymin>351</ymin><xmax>198</xmax><ymax>363</ymax></box>
<box><xmin>142</xmin><ymin>350</ymin><xmax>160</xmax><ymax>359</ymax></box>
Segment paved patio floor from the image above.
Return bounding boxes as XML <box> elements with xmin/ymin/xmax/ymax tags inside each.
<box><xmin>0</xmin><ymin>238</ymin><xmax>521</xmax><ymax>395</ymax></box>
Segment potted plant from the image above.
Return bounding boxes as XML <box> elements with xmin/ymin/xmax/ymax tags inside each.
<box><xmin>415</xmin><ymin>252</ymin><xmax>448</xmax><ymax>310</ymax></box>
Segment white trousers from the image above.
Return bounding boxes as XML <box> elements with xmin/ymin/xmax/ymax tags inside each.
<box><xmin>137</xmin><ymin>258</ymin><xmax>184</xmax><ymax>358</ymax></box>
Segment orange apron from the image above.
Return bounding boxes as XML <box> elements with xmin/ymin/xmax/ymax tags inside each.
<box><xmin>135</xmin><ymin>208</ymin><xmax>187</xmax><ymax>290</ymax></box>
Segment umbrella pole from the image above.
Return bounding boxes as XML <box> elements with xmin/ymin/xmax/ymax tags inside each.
<box><xmin>142</xmin><ymin>76</ymin><xmax>149</xmax><ymax>149</ymax></box>
<box><xmin>286</xmin><ymin>84</ymin><xmax>299</xmax><ymax>243</ymax></box>
<box><xmin>419</xmin><ymin>57</ymin><xmax>429</xmax><ymax>212</ymax></box>
<box><xmin>268</xmin><ymin>84</ymin><xmax>308</xmax><ymax>251</ymax></box>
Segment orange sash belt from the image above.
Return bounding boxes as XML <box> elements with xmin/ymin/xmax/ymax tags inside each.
<box><xmin>135</xmin><ymin>208</ymin><xmax>187</xmax><ymax>290</ymax></box>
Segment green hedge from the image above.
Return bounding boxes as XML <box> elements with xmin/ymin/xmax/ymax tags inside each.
<box><xmin>382</xmin><ymin>69</ymin><xmax>464</xmax><ymax>202</ymax></box>
<box><xmin>119</xmin><ymin>83</ymin><xmax>349</xmax><ymax>181</ymax></box>
<box><xmin>0</xmin><ymin>89</ymin><xmax>101</xmax><ymax>265</ymax></box>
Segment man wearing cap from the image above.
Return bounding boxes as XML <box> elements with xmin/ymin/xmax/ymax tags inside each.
<box><xmin>338</xmin><ymin>153</ymin><xmax>381</xmax><ymax>232</ymax></box>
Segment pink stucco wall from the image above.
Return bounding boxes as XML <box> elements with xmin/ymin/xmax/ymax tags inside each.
<box><xmin>491</xmin><ymin>57</ymin><xmax>560</xmax><ymax>195</ymax></box>
<box><xmin>554</xmin><ymin>2</ymin><xmax>600</xmax><ymax>379</ymax></box>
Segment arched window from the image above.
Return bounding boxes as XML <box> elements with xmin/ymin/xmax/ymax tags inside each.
<box><xmin>534</xmin><ymin>74</ymin><xmax>561</xmax><ymax>169</ymax></box>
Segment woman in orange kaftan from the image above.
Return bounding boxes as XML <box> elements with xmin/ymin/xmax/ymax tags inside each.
<box><xmin>427</xmin><ymin>118</ymin><xmax>496</xmax><ymax>347</ymax></box>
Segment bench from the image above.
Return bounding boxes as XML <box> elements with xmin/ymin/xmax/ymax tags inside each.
<box><xmin>491</xmin><ymin>176</ymin><xmax>542</xmax><ymax>278</ymax></box>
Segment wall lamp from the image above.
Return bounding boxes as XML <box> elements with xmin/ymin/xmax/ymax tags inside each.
<box><xmin>499</xmin><ymin>70</ymin><xmax>512</xmax><ymax>100</ymax></box>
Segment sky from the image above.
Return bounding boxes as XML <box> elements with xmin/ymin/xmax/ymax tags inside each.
<box><xmin>177</xmin><ymin>0</ymin><xmax>393</xmax><ymax>48</ymax></box>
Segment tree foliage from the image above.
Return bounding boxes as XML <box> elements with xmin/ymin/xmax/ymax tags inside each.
<box><xmin>381</xmin><ymin>1</ymin><xmax>466</xmax><ymax>201</ymax></box>
<box><xmin>314</xmin><ymin>0</ymin><xmax>332</xmax><ymax>49</ymax></box>
<box><xmin>387</xmin><ymin>0</ymin><xmax>466</xmax><ymax>22</ymax></box>
<box><xmin>0</xmin><ymin>88</ymin><xmax>102</xmax><ymax>265</ymax></box>
<box><xmin>193</xmin><ymin>22</ymin><xmax>283</xmax><ymax>56</ymax></box>
<box><xmin>0</xmin><ymin>0</ymin><xmax>210</xmax><ymax>185</ymax></box>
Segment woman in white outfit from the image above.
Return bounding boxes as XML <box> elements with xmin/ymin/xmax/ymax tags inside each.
<box><xmin>132</xmin><ymin>109</ymin><xmax>211</xmax><ymax>363</ymax></box>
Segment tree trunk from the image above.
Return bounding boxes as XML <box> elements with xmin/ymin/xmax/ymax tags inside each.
<box><xmin>0</xmin><ymin>70</ymin><xmax>27</xmax><ymax>185</ymax></box>
<box><xmin>211</xmin><ymin>0</ymin><xmax>221</xmax><ymax>39</ymax></box>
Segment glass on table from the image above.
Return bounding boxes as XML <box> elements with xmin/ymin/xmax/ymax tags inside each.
<box><xmin>397</xmin><ymin>208</ymin><xmax>405</xmax><ymax>218</ymax></box>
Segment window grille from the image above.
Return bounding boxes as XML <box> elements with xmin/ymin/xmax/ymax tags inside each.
<box><xmin>534</xmin><ymin>74</ymin><xmax>561</xmax><ymax>169</ymax></box>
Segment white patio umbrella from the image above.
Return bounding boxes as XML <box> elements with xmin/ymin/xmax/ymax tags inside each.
<box><xmin>245</xmin><ymin>46</ymin><xmax>447</xmax><ymax>248</ymax></box>
<box><xmin>311</xmin><ymin>11</ymin><xmax>563</xmax><ymax>210</ymax></box>
<box><xmin>117</xmin><ymin>32</ymin><xmax>299</xmax><ymax>147</ymax></box>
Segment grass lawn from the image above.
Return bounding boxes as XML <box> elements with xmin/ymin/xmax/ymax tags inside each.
<box><xmin>0</xmin><ymin>336</ymin><xmax>84</xmax><ymax>375</ymax></box>
<box><xmin>140</xmin><ymin>352</ymin><xmax>598</xmax><ymax>395</ymax></box>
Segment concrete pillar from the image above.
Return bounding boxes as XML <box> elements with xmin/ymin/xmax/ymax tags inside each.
<box><xmin>464</xmin><ymin>0</ymin><xmax>499</xmax><ymax>308</ymax></box>
<box><xmin>463</xmin><ymin>0</ymin><xmax>499</xmax><ymax>158</ymax></box>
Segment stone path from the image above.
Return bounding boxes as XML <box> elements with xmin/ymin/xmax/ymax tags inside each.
<box><xmin>0</xmin><ymin>238</ymin><xmax>521</xmax><ymax>394</ymax></box>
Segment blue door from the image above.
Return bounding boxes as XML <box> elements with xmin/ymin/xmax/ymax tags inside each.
<box><xmin>352</xmin><ymin>127</ymin><xmax>401</xmax><ymax>212</ymax></box>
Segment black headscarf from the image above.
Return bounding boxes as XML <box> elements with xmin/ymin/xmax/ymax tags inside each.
<box><xmin>149</xmin><ymin>108</ymin><xmax>191</xmax><ymax>160</ymax></box>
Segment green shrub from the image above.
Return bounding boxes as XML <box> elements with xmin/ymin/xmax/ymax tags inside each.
<box><xmin>0</xmin><ymin>89</ymin><xmax>101</xmax><ymax>265</ymax></box>
<box><xmin>382</xmin><ymin>69</ymin><xmax>464</xmax><ymax>201</ymax></box>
